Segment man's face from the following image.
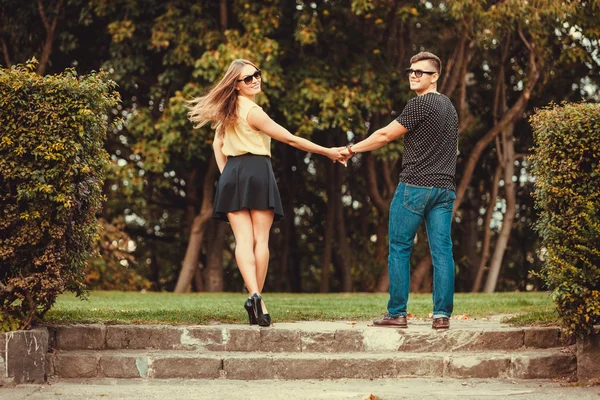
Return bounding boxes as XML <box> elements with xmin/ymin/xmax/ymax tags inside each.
<box><xmin>407</xmin><ymin>60</ymin><xmax>439</xmax><ymax>93</ymax></box>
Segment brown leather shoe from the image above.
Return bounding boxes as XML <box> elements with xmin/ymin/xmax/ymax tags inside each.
<box><xmin>373</xmin><ymin>313</ymin><xmax>407</xmax><ymax>328</ymax></box>
<box><xmin>432</xmin><ymin>317</ymin><xmax>450</xmax><ymax>330</ymax></box>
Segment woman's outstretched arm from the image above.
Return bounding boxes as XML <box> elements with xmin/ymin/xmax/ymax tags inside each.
<box><xmin>247</xmin><ymin>107</ymin><xmax>342</xmax><ymax>162</ymax></box>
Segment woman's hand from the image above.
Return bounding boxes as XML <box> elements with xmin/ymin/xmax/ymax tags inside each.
<box><xmin>326</xmin><ymin>147</ymin><xmax>347</xmax><ymax>166</ymax></box>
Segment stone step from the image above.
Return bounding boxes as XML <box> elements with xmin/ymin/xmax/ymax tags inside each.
<box><xmin>47</xmin><ymin>322</ymin><xmax>569</xmax><ymax>353</ymax></box>
<box><xmin>47</xmin><ymin>348</ymin><xmax>576</xmax><ymax>380</ymax></box>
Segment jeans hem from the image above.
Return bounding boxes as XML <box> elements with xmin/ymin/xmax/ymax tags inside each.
<box><xmin>432</xmin><ymin>313</ymin><xmax>451</xmax><ymax>319</ymax></box>
<box><xmin>386</xmin><ymin>312</ymin><xmax>407</xmax><ymax>318</ymax></box>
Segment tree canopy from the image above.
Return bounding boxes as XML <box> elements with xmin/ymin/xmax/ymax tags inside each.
<box><xmin>1</xmin><ymin>0</ymin><xmax>598</xmax><ymax>293</ymax></box>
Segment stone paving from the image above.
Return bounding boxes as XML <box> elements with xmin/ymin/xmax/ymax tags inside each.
<box><xmin>4</xmin><ymin>377</ymin><xmax>600</xmax><ymax>399</ymax></box>
<box><xmin>40</xmin><ymin>319</ymin><xmax>577</xmax><ymax>381</ymax></box>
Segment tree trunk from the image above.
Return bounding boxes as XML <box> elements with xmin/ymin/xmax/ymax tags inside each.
<box><xmin>320</xmin><ymin>158</ymin><xmax>335</xmax><ymax>292</ymax></box>
<box><xmin>472</xmin><ymin>163</ymin><xmax>502</xmax><ymax>292</ymax></box>
<box><xmin>150</xmin><ymin>247</ymin><xmax>160</xmax><ymax>291</ymax></box>
<box><xmin>1</xmin><ymin>38</ymin><xmax>11</xmax><ymax>67</ymax></box>
<box><xmin>334</xmin><ymin>163</ymin><xmax>353</xmax><ymax>292</ymax></box>
<box><xmin>276</xmin><ymin>146</ymin><xmax>294</xmax><ymax>292</ymax></box>
<box><xmin>193</xmin><ymin>264</ymin><xmax>204</xmax><ymax>292</ymax></box>
<box><xmin>204</xmin><ymin>221</ymin><xmax>226</xmax><ymax>291</ymax></box>
<box><xmin>288</xmin><ymin>224</ymin><xmax>302</xmax><ymax>292</ymax></box>
<box><xmin>174</xmin><ymin>159</ymin><xmax>217</xmax><ymax>293</ymax></box>
<box><xmin>36</xmin><ymin>0</ymin><xmax>63</xmax><ymax>75</ymax></box>
<box><xmin>459</xmin><ymin>196</ymin><xmax>481</xmax><ymax>290</ymax></box>
<box><xmin>373</xmin><ymin>218</ymin><xmax>389</xmax><ymax>292</ymax></box>
<box><xmin>364</xmin><ymin>151</ymin><xmax>396</xmax><ymax>293</ymax></box>
<box><xmin>277</xmin><ymin>212</ymin><xmax>292</xmax><ymax>292</ymax></box>
<box><xmin>410</xmin><ymin>251</ymin><xmax>432</xmax><ymax>293</ymax></box>
<box><xmin>219</xmin><ymin>0</ymin><xmax>228</xmax><ymax>31</ymax></box>
<box><xmin>484</xmin><ymin>123</ymin><xmax>516</xmax><ymax>292</ymax></box>
<box><xmin>376</xmin><ymin>268</ymin><xmax>389</xmax><ymax>293</ymax></box>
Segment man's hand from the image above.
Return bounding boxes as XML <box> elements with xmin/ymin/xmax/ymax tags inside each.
<box><xmin>339</xmin><ymin>147</ymin><xmax>353</xmax><ymax>164</ymax></box>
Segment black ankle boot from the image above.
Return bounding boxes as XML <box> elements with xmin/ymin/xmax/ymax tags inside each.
<box><xmin>244</xmin><ymin>298</ymin><xmax>257</xmax><ymax>325</ymax></box>
<box><xmin>251</xmin><ymin>293</ymin><xmax>271</xmax><ymax>327</ymax></box>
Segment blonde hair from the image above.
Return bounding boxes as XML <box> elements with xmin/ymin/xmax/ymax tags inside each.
<box><xmin>188</xmin><ymin>59</ymin><xmax>259</xmax><ymax>134</ymax></box>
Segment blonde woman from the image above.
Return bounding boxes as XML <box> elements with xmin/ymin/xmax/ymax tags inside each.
<box><xmin>188</xmin><ymin>59</ymin><xmax>343</xmax><ymax>327</ymax></box>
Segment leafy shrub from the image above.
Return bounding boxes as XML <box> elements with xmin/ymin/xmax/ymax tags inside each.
<box><xmin>84</xmin><ymin>217</ymin><xmax>151</xmax><ymax>291</ymax></box>
<box><xmin>0</xmin><ymin>60</ymin><xmax>120</xmax><ymax>331</ymax></box>
<box><xmin>530</xmin><ymin>101</ymin><xmax>600</xmax><ymax>338</ymax></box>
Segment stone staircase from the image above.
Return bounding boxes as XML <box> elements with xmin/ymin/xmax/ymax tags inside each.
<box><xmin>44</xmin><ymin>320</ymin><xmax>577</xmax><ymax>380</ymax></box>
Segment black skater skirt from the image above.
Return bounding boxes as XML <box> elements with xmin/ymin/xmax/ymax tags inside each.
<box><xmin>213</xmin><ymin>153</ymin><xmax>284</xmax><ymax>222</ymax></box>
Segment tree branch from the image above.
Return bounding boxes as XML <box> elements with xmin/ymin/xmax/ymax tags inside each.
<box><xmin>515</xmin><ymin>153</ymin><xmax>529</xmax><ymax>160</ymax></box>
<box><xmin>495</xmin><ymin>135</ymin><xmax>505</xmax><ymax>166</ymax></box>
<box><xmin>441</xmin><ymin>33</ymin><xmax>469</xmax><ymax>98</ymax></box>
<box><xmin>518</xmin><ymin>24</ymin><xmax>533</xmax><ymax>53</ymax></box>
<box><xmin>36</xmin><ymin>0</ymin><xmax>63</xmax><ymax>75</ymax></box>
<box><xmin>453</xmin><ymin>43</ymin><xmax>539</xmax><ymax>216</ymax></box>
<box><xmin>366</xmin><ymin>154</ymin><xmax>390</xmax><ymax>214</ymax></box>
<box><xmin>381</xmin><ymin>159</ymin><xmax>395</xmax><ymax>196</ymax></box>
<box><xmin>37</xmin><ymin>0</ymin><xmax>51</xmax><ymax>32</ymax></box>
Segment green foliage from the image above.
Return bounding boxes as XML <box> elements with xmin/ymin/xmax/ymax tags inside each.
<box><xmin>530</xmin><ymin>101</ymin><xmax>600</xmax><ymax>338</ymax></box>
<box><xmin>5</xmin><ymin>1</ymin><xmax>596</xmax><ymax>294</ymax></box>
<box><xmin>0</xmin><ymin>60</ymin><xmax>120</xmax><ymax>331</ymax></box>
<box><xmin>84</xmin><ymin>218</ymin><xmax>151</xmax><ymax>291</ymax></box>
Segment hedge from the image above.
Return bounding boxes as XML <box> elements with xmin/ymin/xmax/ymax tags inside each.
<box><xmin>0</xmin><ymin>60</ymin><xmax>120</xmax><ymax>332</ymax></box>
<box><xmin>530</xmin><ymin>101</ymin><xmax>600</xmax><ymax>338</ymax></box>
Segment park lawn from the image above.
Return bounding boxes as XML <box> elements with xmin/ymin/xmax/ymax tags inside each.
<box><xmin>44</xmin><ymin>291</ymin><xmax>559</xmax><ymax>326</ymax></box>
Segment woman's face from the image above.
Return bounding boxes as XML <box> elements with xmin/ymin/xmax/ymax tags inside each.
<box><xmin>236</xmin><ymin>64</ymin><xmax>262</xmax><ymax>97</ymax></box>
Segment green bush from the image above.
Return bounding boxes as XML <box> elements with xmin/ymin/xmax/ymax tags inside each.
<box><xmin>530</xmin><ymin>101</ymin><xmax>600</xmax><ymax>338</ymax></box>
<box><xmin>0</xmin><ymin>60</ymin><xmax>120</xmax><ymax>332</ymax></box>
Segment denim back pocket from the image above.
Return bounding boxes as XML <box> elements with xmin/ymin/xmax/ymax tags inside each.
<box><xmin>443</xmin><ymin>189</ymin><xmax>457</xmax><ymax>210</ymax></box>
<box><xmin>402</xmin><ymin>183</ymin><xmax>433</xmax><ymax>212</ymax></box>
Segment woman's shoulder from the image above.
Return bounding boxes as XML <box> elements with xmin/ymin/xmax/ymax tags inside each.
<box><xmin>238</xmin><ymin>95</ymin><xmax>262</xmax><ymax>109</ymax></box>
<box><xmin>237</xmin><ymin>96</ymin><xmax>263</xmax><ymax>127</ymax></box>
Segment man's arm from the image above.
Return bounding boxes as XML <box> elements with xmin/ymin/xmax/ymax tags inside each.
<box><xmin>342</xmin><ymin>120</ymin><xmax>408</xmax><ymax>156</ymax></box>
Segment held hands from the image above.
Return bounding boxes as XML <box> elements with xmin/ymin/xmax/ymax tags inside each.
<box><xmin>339</xmin><ymin>146</ymin><xmax>353</xmax><ymax>163</ymax></box>
<box><xmin>325</xmin><ymin>147</ymin><xmax>348</xmax><ymax>166</ymax></box>
<box><xmin>324</xmin><ymin>146</ymin><xmax>354</xmax><ymax>167</ymax></box>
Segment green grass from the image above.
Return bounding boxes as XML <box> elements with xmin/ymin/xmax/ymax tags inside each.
<box><xmin>43</xmin><ymin>291</ymin><xmax>560</xmax><ymax>326</ymax></box>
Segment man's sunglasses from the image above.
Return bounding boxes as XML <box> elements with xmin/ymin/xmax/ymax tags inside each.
<box><xmin>405</xmin><ymin>68</ymin><xmax>437</xmax><ymax>78</ymax></box>
<box><xmin>237</xmin><ymin>69</ymin><xmax>262</xmax><ymax>85</ymax></box>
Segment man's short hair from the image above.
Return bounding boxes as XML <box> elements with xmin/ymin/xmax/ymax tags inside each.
<box><xmin>410</xmin><ymin>52</ymin><xmax>442</xmax><ymax>75</ymax></box>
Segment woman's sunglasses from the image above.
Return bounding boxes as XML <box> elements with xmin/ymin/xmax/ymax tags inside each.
<box><xmin>405</xmin><ymin>68</ymin><xmax>437</xmax><ymax>78</ymax></box>
<box><xmin>237</xmin><ymin>69</ymin><xmax>262</xmax><ymax>85</ymax></box>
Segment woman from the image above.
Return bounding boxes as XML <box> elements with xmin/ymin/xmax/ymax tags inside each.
<box><xmin>188</xmin><ymin>59</ymin><xmax>343</xmax><ymax>327</ymax></box>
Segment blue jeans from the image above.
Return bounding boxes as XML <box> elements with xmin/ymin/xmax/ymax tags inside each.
<box><xmin>387</xmin><ymin>182</ymin><xmax>456</xmax><ymax>319</ymax></box>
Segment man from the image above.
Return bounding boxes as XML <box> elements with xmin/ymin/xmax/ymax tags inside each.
<box><xmin>340</xmin><ymin>52</ymin><xmax>458</xmax><ymax>330</ymax></box>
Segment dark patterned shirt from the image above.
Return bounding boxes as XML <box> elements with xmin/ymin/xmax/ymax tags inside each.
<box><xmin>395</xmin><ymin>92</ymin><xmax>458</xmax><ymax>190</ymax></box>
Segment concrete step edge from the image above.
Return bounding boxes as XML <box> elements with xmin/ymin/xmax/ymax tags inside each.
<box><xmin>46</xmin><ymin>324</ymin><xmax>570</xmax><ymax>353</ymax></box>
<box><xmin>49</xmin><ymin>347</ymin><xmax>573</xmax><ymax>358</ymax></box>
<box><xmin>46</xmin><ymin>348</ymin><xmax>577</xmax><ymax>380</ymax></box>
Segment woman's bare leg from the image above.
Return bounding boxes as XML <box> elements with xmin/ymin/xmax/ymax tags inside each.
<box><xmin>227</xmin><ymin>210</ymin><xmax>259</xmax><ymax>295</ymax></box>
<box><xmin>250</xmin><ymin>209</ymin><xmax>274</xmax><ymax>314</ymax></box>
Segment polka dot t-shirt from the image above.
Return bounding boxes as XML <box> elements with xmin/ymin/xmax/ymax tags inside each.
<box><xmin>395</xmin><ymin>92</ymin><xmax>458</xmax><ymax>190</ymax></box>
